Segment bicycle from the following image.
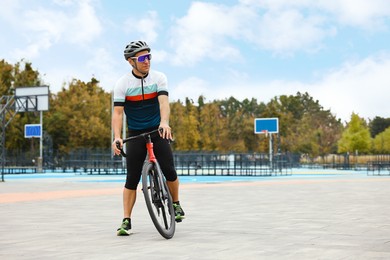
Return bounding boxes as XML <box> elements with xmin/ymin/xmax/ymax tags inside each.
<box><xmin>116</xmin><ymin>128</ymin><xmax>175</xmax><ymax>239</ymax></box>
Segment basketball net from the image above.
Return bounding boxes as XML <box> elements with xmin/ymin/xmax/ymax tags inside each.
<box><xmin>262</xmin><ymin>130</ymin><xmax>269</xmax><ymax>138</ymax></box>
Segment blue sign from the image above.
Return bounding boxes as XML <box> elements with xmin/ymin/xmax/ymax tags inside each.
<box><xmin>25</xmin><ymin>124</ymin><xmax>42</xmax><ymax>138</ymax></box>
<box><xmin>254</xmin><ymin>118</ymin><xmax>279</xmax><ymax>134</ymax></box>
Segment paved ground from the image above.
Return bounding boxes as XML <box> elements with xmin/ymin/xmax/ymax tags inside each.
<box><xmin>0</xmin><ymin>170</ymin><xmax>389</xmax><ymax>260</ymax></box>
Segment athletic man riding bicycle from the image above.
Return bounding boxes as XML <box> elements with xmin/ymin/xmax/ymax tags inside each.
<box><xmin>112</xmin><ymin>41</ymin><xmax>185</xmax><ymax>236</ymax></box>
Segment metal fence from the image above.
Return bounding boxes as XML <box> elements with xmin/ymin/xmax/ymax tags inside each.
<box><xmin>1</xmin><ymin>150</ymin><xmax>296</xmax><ymax>176</ymax></box>
<box><xmin>173</xmin><ymin>152</ymin><xmax>293</xmax><ymax>176</ymax></box>
<box><xmin>2</xmin><ymin>150</ymin><xmax>390</xmax><ymax>177</ymax></box>
<box><xmin>366</xmin><ymin>154</ymin><xmax>390</xmax><ymax>176</ymax></box>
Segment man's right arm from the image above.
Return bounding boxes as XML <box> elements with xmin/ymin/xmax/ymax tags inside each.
<box><xmin>112</xmin><ymin>106</ymin><xmax>124</xmax><ymax>155</ymax></box>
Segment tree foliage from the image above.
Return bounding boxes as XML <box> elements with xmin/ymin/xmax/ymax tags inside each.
<box><xmin>45</xmin><ymin>78</ymin><xmax>111</xmax><ymax>153</ymax></box>
<box><xmin>369</xmin><ymin>116</ymin><xmax>390</xmax><ymax>137</ymax></box>
<box><xmin>372</xmin><ymin>127</ymin><xmax>390</xmax><ymax>153</ymax></box>
<box><xmin>338</xmin><ymin>113</ymin><xmax>372</xmax><ymax>154</ymax></box>
<box><xmin>261</xmin><ymin>92</ymin><xmax>342</xmax><ymax>156</ymax></box>
<box><xmin>2</xmin><ymin>59</ymin><xmax>389</xmax><ymax>157</ymax></box>
<box><xmin>1</xmin><ymin>59</ymin><xmax>43</xmax><ymax>152</ymax></box>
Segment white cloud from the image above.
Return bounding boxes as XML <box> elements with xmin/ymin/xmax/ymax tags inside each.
<box><xmin>254</xmin><ymin>9</ymin><xmax>335</xmax><ymax>54</ymax></box>
<box><xmin>123</xmin><ymin>11</ymin><xmax>159</xmax><ymax>44</ymax></box>
<box><xmin>0</xmin><ymin>0</ymin><xmax>21</xmax><ymax>22</ymax></box>
<box><xmin>313</xmin><ymin>53</ymin><xmax>390</xmax><ymax>121</ymax></box>
<box><xmin>170</xmin><ymin>77</ymin><xmax>210</xmax><ymax>102</ymax></box>
<box><xmin>42</xmin><ymin>67</ymin><xmax>77</xmax><ymax>92</ymax></box>
<box><xmin>40</xmin><ymin>47</ymin><xmax>122</xmax><ymax>94</ymax></box>
<box><xmin>171</xmin><ymin>0</ymin><xmax>390</xmax><ymax>65</ymax></box>
<box><xmin>170</xmin><ymin>2</ymin><xmax>246</xmax><ymax>66</ymax></box>
<box><xmin>241</xmin><ymin>0</ymin><xmax>390</xmax><ymax>30</ymax></box>
<box><xmin>170</xmin><ymin>1</ymin><xmax>336</xmax><ymax>65</ymax></box>
<box><xmin>10</xmin><ymin>0</ymin><xmax>102</xmax><ymax>60</ymax></box>
<box><xmin>86</xmin><ymin>48</ymin><xmax>122</xmax><ymax>92</ymax></box>
<box><xmin>68</xmin><ymin>1</ymin><xmax>102</xmax><ymax>45</ymax></box>
<box><xmin>11</xmin><ymin>37</ymin><xmax>53</xmax><ymax>60</ymax></box>
<box><xmin>53</xmin><ymin>0</ymin><xmax>75</xmax><ymax>6</ymax></box>
<box><xmin>151</xmin><ymin>49</ymin><xmax>168</xmax><ymax>64</ymax></box>
<box><xmin>317</xmin><ymin>0</ymin><xmax>390</xmax><ymax>29</ymax></box>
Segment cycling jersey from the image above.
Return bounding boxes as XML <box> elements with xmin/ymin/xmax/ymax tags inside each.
<box><xmin>113</xmin><ymin>70</ymin><xmax>168</xmax><ymax>130</ymax></box>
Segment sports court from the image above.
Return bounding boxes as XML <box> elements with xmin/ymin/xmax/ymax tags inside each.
<box><xmin>1</xmin><ymin>170</ymin><xmax>389</xmax><ymax>259</ymax></box>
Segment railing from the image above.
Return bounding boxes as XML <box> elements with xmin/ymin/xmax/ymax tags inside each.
<box><xmin>367</xmin><ymin>160</ymin><xmax>390</xmax><ymax>176</ymax></box>
<box><xmin>2</xmin><ymin>151</ymin><xmax>390</xmax><ymax>176</ymax></box>
<box><xmin>2</xmin><ymin>151</ymin><xmax>294</xmax><ymax>176</ymax></box>
<box><xmin>173</xmin><ymin>152</ymin><xmax>292</xmax><ymax>176</ymax></box>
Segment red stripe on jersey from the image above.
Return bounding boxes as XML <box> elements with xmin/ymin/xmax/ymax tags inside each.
<box><xmin>126</xmin><ymin>92</ymin><xmax>157</xmax><ymax>101</ymax></box>
<box><xmin>126</xmin><ymin>92</ymin><xmax>158</xmax><ymax>101</ymax></box>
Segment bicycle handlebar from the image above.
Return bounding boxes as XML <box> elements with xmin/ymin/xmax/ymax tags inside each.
<box><xmin>115</xmin><ymin>128</ymin><xmax>162</xmax><ymax>157</ymax></box>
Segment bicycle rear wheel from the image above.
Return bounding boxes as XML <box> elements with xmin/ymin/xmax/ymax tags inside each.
<box><xmin>142</xmin><ymin>161</ymin><xmax>175</xmax><ymax>239</ymax></box>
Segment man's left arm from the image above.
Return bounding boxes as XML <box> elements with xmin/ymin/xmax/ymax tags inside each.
<box><xmin>158</xmin><ymin>94</ymin><xmax>172</xmax><ymax>140</ymax></box>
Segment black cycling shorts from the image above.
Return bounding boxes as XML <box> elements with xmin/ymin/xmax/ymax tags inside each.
<box><xmin>124</xmin><ymin>131</ymin><xmax>177</xmax><ymax>190</ymax></box>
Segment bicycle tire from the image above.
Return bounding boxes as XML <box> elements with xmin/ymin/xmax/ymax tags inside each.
<box><xmin>142</xmin><ymin>161</ymin><xmax>175</xmax><ymax>239</ymax></box>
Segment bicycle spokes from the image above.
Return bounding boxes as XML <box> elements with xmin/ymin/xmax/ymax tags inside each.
<box><xmin>142</xmin><ymin>162</ymin><xmax>175</xmax><ymax>239</ymax></box>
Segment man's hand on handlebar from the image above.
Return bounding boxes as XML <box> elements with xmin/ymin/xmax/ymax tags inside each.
<box><xmin>112</xmin><ymin>138</ymin><xmax>123</xmax><ymax>156</ymax></box>
<box><xmin>158</xmin><ymin>123</ymin><xmax>173</xmax><ymax>140</ymax></box>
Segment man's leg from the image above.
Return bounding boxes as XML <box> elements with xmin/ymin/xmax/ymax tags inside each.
<box><xmin>123</xmin><ymin>187</ymin><xmax>137</xmax><ymax>218</ymax></box>
<box><xmin>166</xmin><ymin>178</ymin><xmax>179</xmax><ymax>202</ymax></box>
<box><xmin>167</xmin><ymin>178</ymin><xmax>185</xmax><ymax>222</ymax></box>
<box><xmin>117</xmin><ymin>188</ymin><xmax>136</xmax><ymax>236</ymax></box>
<box><xmin>117</xmin><ymin>135</ymin><xmax>145</xmax><ymax>236</ymax></box>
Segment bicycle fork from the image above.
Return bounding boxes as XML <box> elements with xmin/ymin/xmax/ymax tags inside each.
<box><xmin>146</xmin><ymin>137</ymin><xmax>169</xmax><ymax>204</ymax></box>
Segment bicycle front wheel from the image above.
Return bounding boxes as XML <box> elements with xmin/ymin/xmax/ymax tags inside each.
<box><xmin>142</xmin><ymin>161</ymin><xmax>175</xmax><ymax>239</ymax></box>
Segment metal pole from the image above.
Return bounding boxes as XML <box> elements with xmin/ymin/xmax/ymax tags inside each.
<box><xmin>40</xmin><ymin>111</ymin><xmax>43</xmax><ymax>158</ymax></box>
<box><xmin>269</xmin><ymin>134</ymin><xmax>273</xmax><ymax>171</ymax></box>
<box><xmin>1</xmin><ymin>122</ymin><xmax>4</xmax><ymax>182</ymax></box>
<box><xmin>111</xmin><ymin>90</ymin><xmax>114</xmax><ymax>154</ymax></box>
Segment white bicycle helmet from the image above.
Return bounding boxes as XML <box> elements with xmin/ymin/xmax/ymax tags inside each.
<box><xmin>124</xmin><ymin>41</ymin><xmax>151</xmax><ymax>60</ymax></box>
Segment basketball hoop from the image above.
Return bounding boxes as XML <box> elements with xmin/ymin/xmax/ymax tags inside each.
<box><xmin>261</xmin><ymin>130</ymin><xmax>269</xmax><ymax>138</ymax></box>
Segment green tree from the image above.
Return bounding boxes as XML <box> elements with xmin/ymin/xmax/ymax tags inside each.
<box><xmin>369</xmin><ymin>116</ymin><xmax>390</xmax><ymax>137</ymax></box>
<box><xmin>372</xmin><ymin>127</ymin><xmax>390</xmax><ymax>153</ymax></box>
<box><xmin>338</xmin><ymin>113</ymin><xmax>372</xmax><ymax>154</ymax></box>
<box><xmin>295</xmin><ymin>110</ymin><xmax>342</xmax><ymax>156</ymax></box>
<box><xmin>260</xmin><ymin>92</ymin><xmax>342</xmax><ymax>155</ymax></box>
<box><xmin>183</xmin><ymin>98</ymin><xmax>200</xmax><ymax>150</ymax></box>
<box><xmin>218</xmin><ymin>97</ymin><xmax>247</xmax><ymax>151</ymax></box>
<box><xmin>45</xmin><ymin>78</ymin><xmax>111</xmax><ymax>153</ymax></box>
<box><xmin>170</xmin><ymin>100</ymin><xmax>187</xmax><ymax>150</ymax></box>
<box><xmin>13</xmin><ymin>61</ymin><xmax>42</xmax><ymax>87</ymax></box>
<box><xmin>169</xmin><ymin>98</ymin><xmax>200</xmax><ymax>151</ymax></box>
<box><xmin>198</xmin><ymin>102</ymin><xmax>224</xmax><ymax>151</ymax></box>
<box><xmin>0</xmin><ymin>59</ymin><xmax>14</xmax><ymax>95</ymax></box>
<box><xmin>1</xmin><ymin>60</ymin><xmax>43</xmax><ymax>154</ymax></box>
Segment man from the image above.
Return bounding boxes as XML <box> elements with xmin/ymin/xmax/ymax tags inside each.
<box><xmin>112</xmin><ymin>41</ymin><xmax>185</xmax><ymax>236</ymax></box>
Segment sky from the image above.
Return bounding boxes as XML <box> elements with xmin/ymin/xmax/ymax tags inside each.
<box><xmin>1</xmin><ymin>0</ymin><xmax>390</xmax><ymax>122</ymax></box>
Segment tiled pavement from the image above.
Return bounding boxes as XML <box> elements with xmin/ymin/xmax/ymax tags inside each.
<box><xmin>0</xmin><ymin>171</ymin><xmax>389</xmax><ymax>259</ymax></box>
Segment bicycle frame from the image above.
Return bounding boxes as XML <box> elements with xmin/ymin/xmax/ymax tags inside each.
<box><xmin>118</xmin><ymin>129</ymin><xmax>169</xmax><ymax>197</ymax></box>
<box><xmin>143</xmin><ymin>134</ymin><xmax>170</xmax><ymax>202</ymax></box>
<box><xmin>145</xmin><ymin>134</ymin><xmax>157</xmax><ymax>164</ymax></box>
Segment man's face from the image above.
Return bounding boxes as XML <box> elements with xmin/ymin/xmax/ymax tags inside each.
<box><xmin>129</xmin><ymin>50</ymin><xmax>151</xmax><ymax>74</ymax></box>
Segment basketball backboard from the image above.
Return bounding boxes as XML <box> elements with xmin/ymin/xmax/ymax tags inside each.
<box><xmin>25</xmin><ymin>124</ymin><xmax>42</xmax><ymax>138</ymax></box>
<box><xmin>254</xmin><ymin>118</ymin><xmax>279</xmax><ymax>134</ymax></box>
<box><xmin>15</xmin><ymin>86</ymin><xmax>49</xmax><ymax>112</ymax></box>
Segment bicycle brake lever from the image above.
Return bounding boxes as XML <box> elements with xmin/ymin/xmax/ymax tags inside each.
<box><xmin>115</xmin><ymin>141</ymin><xmax>127</xmax><ymax>157</ymax></box>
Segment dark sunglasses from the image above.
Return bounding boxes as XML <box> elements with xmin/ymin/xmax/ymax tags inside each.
<box><xmin>132</xmin><ymin>53</ymin><xmax>152</xmax><ymax>62</ymax></box>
